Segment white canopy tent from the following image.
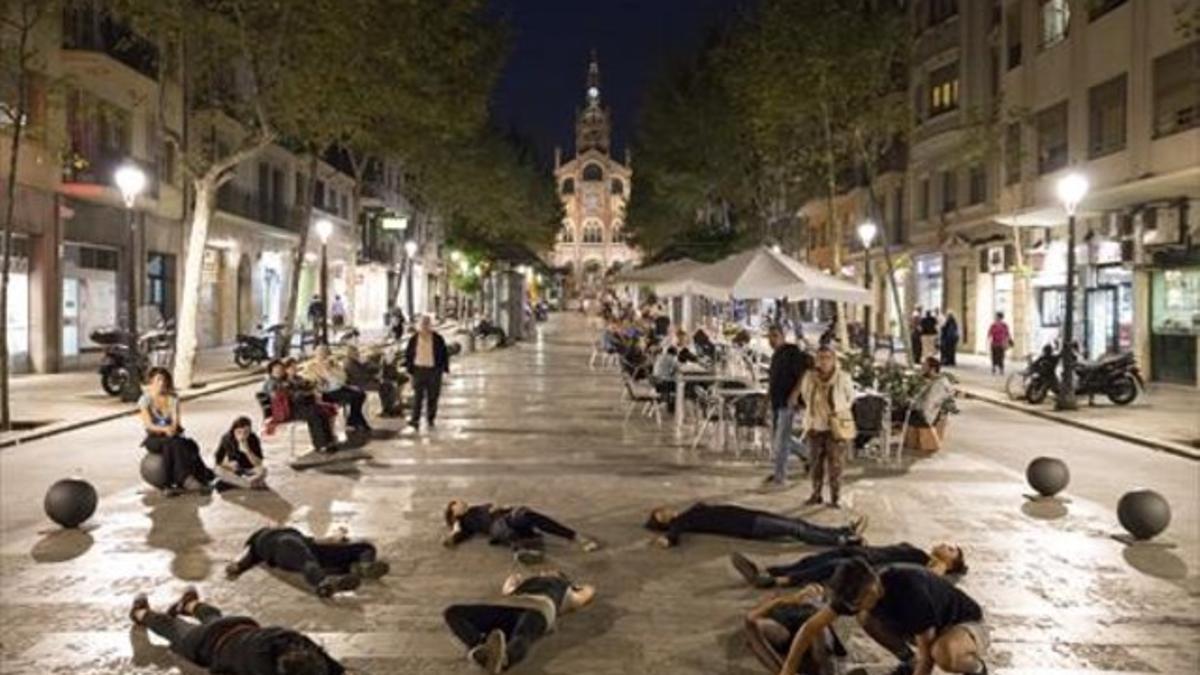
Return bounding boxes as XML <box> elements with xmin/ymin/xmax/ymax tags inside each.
<box><xmin>652</xmin><ymin>247</ymin><xmax>870</xmax><ymax>329</ymax></box>
<box><xmin>610</xmin><ymin>258</ymin><xmax>702</xmax><ymax>308</ymax></box>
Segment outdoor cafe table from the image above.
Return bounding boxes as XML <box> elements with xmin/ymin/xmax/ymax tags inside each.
<box><xmin>692</xmin><ymin>382</ymin><xmax>768</xmax><ymax>451</ymax></box>
<box><xmin>674</xmin><ymin>365</ymin><xmax>755</xmax><ymax>431</ymax></box>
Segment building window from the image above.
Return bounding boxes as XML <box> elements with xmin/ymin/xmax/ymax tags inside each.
<box><xmin>560</xmin><ymin>225</ymin><xmax>573</xmax><ymax>243</ymax></box>
<box><xmin>919</xmin><ymin>178</ymin><xmax>930</xmax><ymax>220</ymax></box>
<box><xmin>1088</xmin><ymin>0</ymin><xmax>1127</xmax><ymax>22</ymax></box>
<box><xmin>941</xmin><ymin>170</ymin><xmax>957</xmax><ymax>213</ymax></box>
<box><xmin>928</xmin><ymin>62</ymin><xmax>959</xmax><ymax>117</ymax></box>
<box><xmin>1038</xmin><ymin>287</ymin><xmax>1066</xmax><ymax>327</ymax></box>
<box><xmin>145</xmin><ymin>252</ymin><xmax>176</xmax><ymax>320</ymax></box>
<box><xmin>1004</xmin><ymin>122</ymin><xmax>1022</xmax><ymax>185</ymax></box>
<box><xmin>1006</xmin><ymin>3</ymin><xmax>1022</xmax><ymax>69</ymax></box>
<box><xmin>1152</xmin><ymin>41</ymin><xmax>1200</xmax><ymax>139</ymax></box>
<box><xmin>969</xmin><ymin>165</ymin><xmax>986</xmax><ymax>204</ymax></box>
<box><xmin>314</xmin><ymin>180</ymin><xmax>325</xmax><ymax>209</ymax></box>
<box><xmin>1036</xmin><ymin>101</ymin><xmax>1068</xmax><ymax>174</ymax></box>
<box><xmin>928</xmin><ymin>0</ymin><xmax>957</xmax><ymax>26</ymax></box>
<box><xmin>1089</xmin><ymin>74</ymin><xmax>1127</xmax><ymax>158</ymax></box>
<box><xmin>891</xmin><ymin>186</ymin><xmax>905</xmax><ymax>244</ymax></box>
<box><xmin>582</xmin><ymin>163</ymin><xmax>603</xmax><ymax>181</ymax></box>
<box><xmin>582</xmin><ymin>223</ymin><xmax>603</xmax><ymax>243</ymax></box>
<box><xmin>611</xmin><ymin>178</ymin><xmax>624</xmax><ymax>195</ymax></box>
<box><xmin>561</xmin><ymin>178</ymin><xmax>574</xmax><ymax>194</ymax></box>
<box><xmin>1040</xmin><ymin>0</ymin><xmax>1070</xmax><ymax>50</ymax></box>
<box><xmin>913</xmin><ymin>84</ymin><xmax>925</xmax><ymax>123</ymax></box>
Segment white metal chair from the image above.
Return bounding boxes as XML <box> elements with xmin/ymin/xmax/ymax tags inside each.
<box><xmin>621</xmin><ymin>375</ymin><xmax>664</xmax><ymax>425</ymax></box>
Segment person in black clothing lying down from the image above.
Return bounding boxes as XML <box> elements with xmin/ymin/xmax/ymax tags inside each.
<box><xmin>730</xmin><ymin>541</ymin><xmax>967</xmax><ymax>589</ymax></box>
<box><xmin>643</xmin><ymin>502</ymin><xmax>866</xmax><ymax>548</ymax></box>
<box><xmin>129</xmin><ymin>586</ymin><xmax>344</xmax><ymax>674</ymax></box>
<box><xmin>743</xmin><ymin>584</ymin><xmax>845</xmax><ymax>675</ymax></box>
<box><xmin>444</xmin><ymin>500</ymin><xmax>600</xmax><ymax>563</ymax></box>
<box><xmin>225</xmin><ymin>526</ymin><xmax>389</xmax><ymax>598</ymax></box>
<box><xmin>443</xmin><ymin>570</ymin><xmax>595</xmax><ymax>673</ymax></box>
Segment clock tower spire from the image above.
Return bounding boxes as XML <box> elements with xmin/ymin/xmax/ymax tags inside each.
<box><xmin>575</xmin><ymin>50</ymin><xmax>610</xmax><ymax>155</ymax></box>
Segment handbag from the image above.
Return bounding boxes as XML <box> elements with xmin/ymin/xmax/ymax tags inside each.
<box><xmin>831</xmin><ymin>414</ymin><xmax>857</xmax><ymax>442</ymax></box>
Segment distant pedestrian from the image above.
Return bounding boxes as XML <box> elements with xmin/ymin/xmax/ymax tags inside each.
<box><xmin>390</xmin><ymin>307</ymin><xmax>407</xmax><ymax>341</ymax></box>
<box><xmin>909</xmin><ymin>307</ymin><xmax>923</xmax><ymax>358</ymax></box>
<box><xmin>919</xmin><ymin>311</ymin><xmax>939</xmax><ymax>363</ymax></box>
<box><xmin>330</xmin><ymin>295</ymin><xmax>346</xmax><ymax>328</ymax></box>
<box><xmin>987</xmin><ymin>312</ymin><xmax>1012</xmax><ymax>375</ymax></box>
<box><xmin>940</xmin><ymin>311</ymin><xmax>960</xmax><ymax>366</ymax></box>
<box><xmin>306</xmin><ymin>294</ymin><xmax>324</xmax><ymax>329</ymax></box>
<box><xmin>763</xmin><ymin>324</ymin><xmax>811</xmax><ymax>488</ymax></box>
<box><xmin>405</xmin><ymin>315</ymin><xmax>450</xmax><ymax>431</ymax></box>
<box><xmin>799</xmin><ymin>346</ymin><xmax>855</xmax><ymax>508</ymax></box>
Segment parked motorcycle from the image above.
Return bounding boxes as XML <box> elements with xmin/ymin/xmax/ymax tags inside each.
<box><xmin>1025</xmin><ymin>345</ymin><xmax>1144</xmax><ymax>406</ymax></box>
<box><xmin>233</xmin><ymin>324</ymin><xmax>283</xmax><ymax>368</ymax></box>
<box><xmin>93</xmin><ymin>319</ymin><xmax>175</xmax><ymax>396</ymax></box>
<box><xmin>474</xmin><ymin>318</ymin><xmax>508</xmax><ymax>347</ymax></box>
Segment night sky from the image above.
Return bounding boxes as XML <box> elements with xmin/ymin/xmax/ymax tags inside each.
<box><xmin>488</xmin><ymin>0</ymin><xmax>746</xmax><ymax>166</ymax></box>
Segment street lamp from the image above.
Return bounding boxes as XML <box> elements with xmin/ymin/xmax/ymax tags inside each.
<box><xmin>114</xmin><ymin>163</ymin><xmax>146</xmax><ymax>402</ymax></box>
<box><xmin>316</xmin><ymin>218</ymin><xmax>333</xmax><ymax>345</ymax></box>
<box><xmin>1055</xmin><ymin>172</ymin><xmax>1088</xmax><ymax>411</ymax></box>
<box><xmin>857</xmin><ymin>220</ymin><xmax>878</xmax><ymax>357</ymax></box>
<box><xmin>404</xmin><ymin>239</ymin><xmax>418</xmax><ymax>320</ymax></box>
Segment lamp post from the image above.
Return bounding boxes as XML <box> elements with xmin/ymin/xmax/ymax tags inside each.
<box><xmin>114</xmin><ymin>164</ymin><xmax>146</xmax><ymax>402</ymax></box>
<box><xmin>1055</xmin><ymin>172</ymin><xmax>1089</xmax><ymax>411</ymax></box>
<box><xmin>316</xmin><ymin>218</ymin><xmax>333</xmax><ymax>345</ymax></box>
<box><xmin>857</xmin><ymin>220</ymin><xmax>878</xmax><ymax>357</ymax></box>
<box><xmin>404</xmin><ymin>239</ymin><xmax>418</xmax><ymax>320</ymax></box>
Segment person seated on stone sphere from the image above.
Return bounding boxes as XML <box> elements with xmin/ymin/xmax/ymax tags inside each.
<box><xmin>443</xmin><ymin>570</ymin><xmax>595</xmax><ymax>673</ymax></box>
<box><xmin>730</xmin><ymin>541</ymin><xmax>967</xmax><ymax>589</ymax></box>
<box><xmin>643</xmin><ymin>502</ymin><xmax>866</xmax><ymax>549</ymax></box>
<box><xmin>443</xmin><ymin>500</ymin><xmax>600</xmax><ymax>564</ymax></box>
<box><xmin>139</xmin><ymin>367</ymin><xmax>214</xmax><ymax>496</ymax></box>
<box><xmin>212</xmin><ymin>416</ymin><xmax>268</xmax><ymax>490</ymax></box>
<box><xmin>129</xmin><ymin>586</ymin><xmax>344</xmax><ymax>674</ymax></box>
<box><xmin>743</xmin><ymin>583</ymin><xmax>845</xmax><ymax>675</ymax></box>
<box><xmin>225</xmin><ymin>525</ymin><xmax>388</xmax><ymax>598</ymax></box>
<box><xmin>780</xmin><ymin>559</ymin><xmax>990</xmax><ymax>675</ymax></box>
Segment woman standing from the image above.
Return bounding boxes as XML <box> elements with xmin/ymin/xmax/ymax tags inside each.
<box><xmin>940</xmin><ymin>311</ymin><xmax>960</xmax><ymax>366</ymax></box>
<box><xmin>799</xmin><ymin>346</ymin><xmax>856</xmax><ymax>508</ymax></box>
<box><xmin>138</xmin><ymin>368</ymin><xmax>213</xmax><ymax>495</ymax></box>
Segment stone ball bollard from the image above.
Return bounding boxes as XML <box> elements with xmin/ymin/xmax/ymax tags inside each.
<box><xmin>43</xmin><ymin>478</ymin><xmax>98</xmax><ymax>528</ymax></box>
<box><xmin>1026</xmin><ymin>456</ymin><xmax>1070</xmax><ymax>498</ymax></box>
<box><xmin>1117</xmin><ymin>489</ymin><xmax>1171</xmax><ymax>541</ymax></box>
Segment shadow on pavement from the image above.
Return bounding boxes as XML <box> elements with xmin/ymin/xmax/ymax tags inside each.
<box><xmin>31</xmin><ymin>526</ymin><xmax>96</xmax><ymax>563</ymax></box>
<box><xmin>219</xmin><ymin>488</ymin><xmax>294</xmax><ymax>524</ymax></box>
<box><xmin>1020</xmin><ymin>497</ymin><xmax>1069</xmax><ymax>520</ymax></box>
<box><xmin>144</xmin><ymin>492</ymin><xmax>213</xmax><ymax>581</ymax></box>
<box><xmin>1122</xmin><ymin>541</ymin><xmax>1189</xmax><ymax>581</ymax></box>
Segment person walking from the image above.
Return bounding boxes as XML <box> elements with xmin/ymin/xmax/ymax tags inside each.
<box><xmin>919</xmin><ymin>310</ymin><xmax>939</xmax><ymax>363</ymax></box>
<box><xmin>940</xmin><ymin>311</ymin><xmax>960</xmax><ymax>366</ymax></box>
<box><xmin>405</xmin><ymin>315</ymin><xmax>450</xmax><ymax>431</ymax></box>
<box><xmin>330</xmin><ymin>295</ymin><xmax>346</xmax><ymax>328</ymax></box>
<box><xmin>987</xmin><ymin>312</ymin><xmax>1012</xmax><ymax>375</ymax></box>
<box><xmin>799</xmin><ymin>346</ymin><xmax>855</xmax><ymax>508</ymax></box>
<box><xmin>763</xmin><ymin>324</ymin><xmax>811</xmax><ymax>488</ymax></box>
<box><xmin>306</xmin><ymin>294</ymin><xmax>324</xmax><ymax>330</ymax></box>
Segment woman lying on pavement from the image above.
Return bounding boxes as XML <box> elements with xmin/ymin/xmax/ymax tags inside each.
<box><xmin>744</xmin><ymin>584</ymin><xmax>845</xmax><ymax>675</ymax></box>
<box><xmin>443</xmin><ymin>500</ymin><xmax>600</xmax><ymax>563</ymax></box>
<box><xmin>225</xmin><ymin>526</ymin><xmax>389</xmax><ymax>598</ymax></box>
<box><xmin>212</xmin><ymin>416</ymin><xmax>268</xmax><ymax>490</ymax></box>
<box><xmin>130</xmin><ymin>586</ymin><xmax>344</xmax><ymax>674</ymax></box>
<box><xmin>643</xmin><ymin>502</ymin><xmax>866</xmax><ymax>548</ymax></box>
<box><xmin>443</xmin><ymin>570</ymin><xmax>596</xmax><ymax>673</ymax></box>
<box><xmin>730</xmin><ymin>542</ymin><xmax>967</xmax><ymax>589</ymax></box>
<box><xmin>779</xmin><ymin>559</ymin><xmax>990</xmax><ymax>675</ymax></box>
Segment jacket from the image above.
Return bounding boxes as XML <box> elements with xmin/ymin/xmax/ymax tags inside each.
<box><xmin>799</xmin><ymin>367</ymin><xmax>855</xmax><ymax>430</ymax></box>
<box><xmin>215</xmin><ymin>431</ymin><xmax>264</xmax><ymax>472</ymax></box>
<box><xmin>404</xmin><ymin>331</ymin><xmax>450</xmax><ymax>374</ymax></box>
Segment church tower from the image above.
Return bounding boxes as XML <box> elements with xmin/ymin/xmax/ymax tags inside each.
<box><xmin>551</xmin><ymin>52</ymin><xmax>639</xmax><ymax>298</ymax></box>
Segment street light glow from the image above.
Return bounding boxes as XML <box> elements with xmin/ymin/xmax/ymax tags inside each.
<box><xmin>315</xmin><ymin>218</ymin><xmax>333</xmax><ymax>243</ymax></box>
<box><xmin>1056</xmin><ymin>172</ymin><xmax>1089</xmax><ymax>215</ymax></box>
<box><xmin>857</xmin><ymin>220</ymin><xmax>878</xmax><ymax>247</ymax></box>
<box><xmin>405</xmin><ymin>240</ymin><xmax>419</xmax><ymax>257</ymax></box>
<box><xmin>113</xmin><ymin>164</ymin><xmax>146</xmax><ymax>208</ymax></box>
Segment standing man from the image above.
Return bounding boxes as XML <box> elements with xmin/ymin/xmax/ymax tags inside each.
<box><xmin>799</xmin><ymin>346</ymin><xmax>855</xmax><ymax>507</ymax></box>
<box><xmin>764</xmin><ymin>325</ymin><xmax>810</xmax><ymax>488</ymax></box>
<box><xmin>919</xmin><ymin>310</ymin><xmax>939</xmax><ymax>363</ymax></box>
<box><xmin>987</xmin><ymin>312</ymin><xmax>1012</xmax><ymax>375</ymax></box>
<box><xmin>306</xmin><ymin>294</ymin><xmax>324</xmax><ymax>331</ymax></box>
<box><xmin>940</xmin><ymin>311</ymin><xmax>960</xmax><ymax>367</ymax></box>
<box><xmin>330</xmin><ymin>295</ymin><xmax>347</xmax><ymax>328</ymax></box>
<box><xmin>405</xmin><ymin>315</ymin><xmax>450</xmax><ymax>431</ymax></box>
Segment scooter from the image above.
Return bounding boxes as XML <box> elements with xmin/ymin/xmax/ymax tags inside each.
<box><xmin>94</xmin><ymin>319</ymin><xmax>175</xmax><ymax>396</ymax></box>
<box><xmin>1025</xmin><ymin>345</ymin><xmax>1144</xmax><ymax>406</ymax></box>
<box><xmin>233</xmin><ymin>324</ymin><xmax>282</xmax><ymax>368</ymax></box>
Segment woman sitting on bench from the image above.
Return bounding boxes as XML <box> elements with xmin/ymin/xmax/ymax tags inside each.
<box><xmin>262</xmin><ymin>359</ymin><xmax>337</xmax><ymax>453</ymax></box>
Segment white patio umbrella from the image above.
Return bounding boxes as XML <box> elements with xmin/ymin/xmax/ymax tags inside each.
<box><xmin>654</xmin><ymin>246</ymin><xmax>869</xmax><ymax>304</ymax></box>
<box><xmin>610</xmin><ymin>258</ymin><xmax>702</xmax><ymax>284</ymax></box>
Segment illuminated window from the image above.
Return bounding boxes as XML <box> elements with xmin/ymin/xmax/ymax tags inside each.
<box><xmin>583</xmin><ymin>223</ymin><xmax>603</xmax><ymax>243</ymax></box>
<box><xmin>928</xmin><ymin>62</ymin><xmax>959</xmax><ymax>116</ymax></box>
<box><xmin>1036</xmin><ymin>101</ymin><xmax>1068</xmax><ymax>174</ymax></box>
<box><xmin>1040</xmin><ymin>0</ymin><xmax>1069</xmax><ymax>49</ymax></box>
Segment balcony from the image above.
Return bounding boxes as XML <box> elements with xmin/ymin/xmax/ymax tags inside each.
<box><xmin>61</xmin><ymin>6</ymin><xmax>159</xmax><ymax>80</ymax></box>
<box><xmin>61</xmin><ymin>151</ymin><xmax>158</xmax><ymax>201</ymax></box>
<box><xmin>215</xmin><ymin>184</ymin><xmax>291</xmax><ymax>229</ymax></box>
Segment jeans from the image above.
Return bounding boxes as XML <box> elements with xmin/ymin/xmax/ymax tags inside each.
<box><xmin>771</xmin><ymin>407</ymin><xmax>807</xmax><ymax>482</ymax></box>
<box><xmin>290</xmin><ymin>395</ymin><xmax>335</xmax><ymax>449</ymax></box>
<box><xmin>322</xmin><ymin>387</ymin><xmax>369</xmax><ymax>428</ymax></box>
<box><xmin>144</xmin><ymin>602</ymin><xmax>242</xmax><ymax>664</ymax></box>
<box><xmin>808</xmin><ymin>431</ymin><xmax>846</xmax><ymax>503</ymax></box>
<box><xmin>750</xmin><ymin>514</ymin><xmax>851</xmax><ymax>546</ymax></box>
<box><xmin>490</xmin><ymin>508</ymin><xmax>577</xmax><ymax>550</ymax></box>
<box><xmin>990</xmin><ymin>345</ymin><xmax>1006</xmax><ymax>373</ymax></box>
<box><xmin>444</xmin><ymin>603</ymin><xmax>549</xmax><ymax>668</ymax></box>
<box><xmin>410</xmin><ymin>367</ymin><xmax>443</xmax><ymax>424</ymax></box>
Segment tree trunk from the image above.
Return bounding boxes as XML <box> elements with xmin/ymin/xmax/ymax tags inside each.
<box><xmin>819</xmin><ymin>101</ymin><xmax>849</xmax><ymax>347</ymax></box>
<box><xmin>280</xmin><ymin>152</ymin><xmax>320</xmax><ymax>355</ymax></box>
<box><xmin>0</xmin><ymin>12</ymin><xmax>32</xmax><ymax>429</ymax></box>
<box><xmin>172</xmin><ymin>178</ymin><xmax>216</xmax><ymax>389</ymax></box>
<box><xmin>864</xmin><ymin>180</ymin><xmax>913</xmax><ymax>366</ymax></box>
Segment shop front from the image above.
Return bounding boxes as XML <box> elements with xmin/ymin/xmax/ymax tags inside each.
<box><xmin>1149</xmin><ymin>267</ymin><xmax>1199</xmax><ymax>385</ymax></box>
<box><xmin>3</xmin><ymin>236</ymin><xmax>31</xmax><ymax>371</ymax></box>
<box><xmin>913</xmin><ymin>253</ymin><xmax>944</xmax><ymax>312</ymax></box>
<box><xmin>61</xmin><ymin>242</ymin><xmax>119</xmax><ymax>363</ymax></box>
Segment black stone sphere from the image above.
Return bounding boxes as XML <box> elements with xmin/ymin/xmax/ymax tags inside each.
<box><xmin>43</xmin><ymin>478</ymin><xmax>98</xmax><ymax>528</ymax></box>
<box><xmin>1026</xmin><ymin>456</ymin><xmax>1070</xmax><ymax>497</ymax></box>
<box><xmin>140</xmin><ymin>453</ymin><xmax>170</xmax><ymax>489</ymax></box>
<box><xmin>1117</xmin><ymin>489</ymin><xmax>1171</xmax><ymax>541</ymax></box>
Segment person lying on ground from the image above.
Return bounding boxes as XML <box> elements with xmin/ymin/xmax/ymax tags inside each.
<box><xmin>780</xmin><ymin>559</ymin><xmax>990</xmax><ymax>675</ymax></box>
<box><xmin>129</xmin><ymin>586</ymin><xmax>344</xmax><ymax>674</ymax></box>
<box><xmin>310</xmin><ymin>346</ymin><xmax>371</xmax><ymax>432</ymax></box>
<box><xmin>643</xmin><ymin>502</ymin><xmax>866</xmax><ymax>548</ymax></box>
<box><xmin>444</xmin><ymin>500</ymin><xmax>600</xmax><ymax>563</ymax></box>
<box><xmin>443</xmin><ymin>570</ymin><xmax>596</xmax><ymax>673</ymax></box>
<box><xmin>139</xmin><ymin>367</ymin><xmax>214</xmax><ymax>496</ymax></box>
<box><xmin>225</xmin><ymin>526</ymin><xmax>389</xmax><ymax>598</ymax></box>
<box><xmin>213</xmin><ymin>416</ymin><xmax>268</xmax><ymax>490</ymax></box>
<box><xmin>344</xmin><ymin>344</ymin><xmax>401</xmax><ymax>416</ymax></box>
<box><xmin>730</xmin><ymin>542</ymin><xmax>967</xmax><ymax>589</ymax></box>
<box><xmin>744</xmin><ymin>584</ymin><xmax>845</xmax><ymax>675</ymax></box>
<box><xmin>262</xmin><ymin>359</ymin><xmax>337</xmax><ymax>452</ymax></box>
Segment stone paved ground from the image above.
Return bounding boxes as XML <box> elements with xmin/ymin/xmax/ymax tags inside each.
<box><xmin>1</xmin><ymin>315</ymin><xmax>1197</xmax><ymax>674</ymax></box>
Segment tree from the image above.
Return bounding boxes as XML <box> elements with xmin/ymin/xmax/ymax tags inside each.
<box><xmin>0</xmin><ymin>0</ymin><xmax>57</xmax><ymax>429</ymax></box>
